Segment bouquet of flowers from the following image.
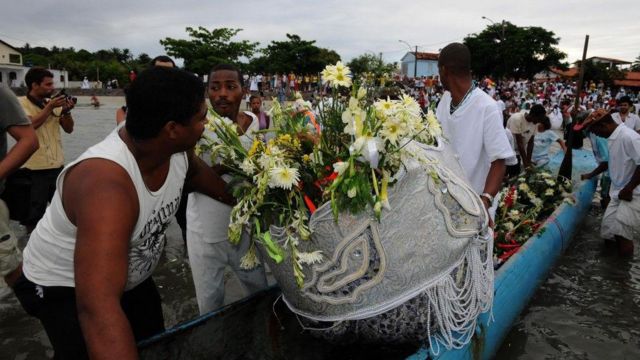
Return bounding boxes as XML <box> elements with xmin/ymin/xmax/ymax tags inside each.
<box><xmin>199</xmin><ymin>62</ymin><xmax>442</xmax><ymax>287</ymax></box>
<box><xmin>493</xmin><ymin>169</ymin><xmax>574</xmax><ymax>265</ymax></box>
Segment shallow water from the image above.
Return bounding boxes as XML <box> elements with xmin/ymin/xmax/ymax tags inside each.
<box><xmin>1</xmin><ymin>98</ymin><xmax>639</xmax><ymax>359</ymax></box>
<box><xmin>496</xmin><ymin>203</ymin><xmax>640</xmax><ymax>359</ymax></box>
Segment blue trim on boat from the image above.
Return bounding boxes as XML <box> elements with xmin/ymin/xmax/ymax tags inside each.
<box><xmin>410</xmin><ymin>150</ymin><xmax>598</xmax><ymax>360</ymax></box>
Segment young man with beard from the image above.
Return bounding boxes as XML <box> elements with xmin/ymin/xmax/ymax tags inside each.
<box><xmin>612</xmin><ymin>96</ymin><xmax>640</xmax><ymax>133</ymax></box>
<box><xmin>187</xmin><ymin>64</ymin><xmax>268</xmax><ymax>315</ymax></box>
<box><xmin>13</xmin><ymin>67</ymin><xmax>233</xmax><ymax>359</ymax></box>
<box><xmin>435</xmin><ymin>43</ymin><xmax>515</xmax><ymax>222</ymax></box>
<box><xmin>15</xmin><ymin>68</ymin><xmax>75</xmax><ymax>233</ymax></box>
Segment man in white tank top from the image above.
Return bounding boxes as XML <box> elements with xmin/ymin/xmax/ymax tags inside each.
<box><xmin>187</xmin><ymin>64</ymin><xmax>268</xmax><ymax>315</ymax></box>
<box><xmin>13</xmin><ymin>67</ymin><xmax>234</xmax><ymax>359</ymax></box>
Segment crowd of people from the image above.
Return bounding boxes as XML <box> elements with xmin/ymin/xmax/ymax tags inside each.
<box><xmin>1</xmin><ymin>44</ymin><xmax>639</xmax><ymax>359</ymax></box>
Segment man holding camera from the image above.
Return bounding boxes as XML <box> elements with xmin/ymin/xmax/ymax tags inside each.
<box><xmin>16</xmin><ymin>67</ymin><xmax>75</xmax><ymax>233</ymax></box>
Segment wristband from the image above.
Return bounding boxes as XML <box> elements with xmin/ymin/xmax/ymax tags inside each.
<box><xmin>480</xmin><ymin>192</ymin><xmax>494</xmax><ymax>203</ymax></box>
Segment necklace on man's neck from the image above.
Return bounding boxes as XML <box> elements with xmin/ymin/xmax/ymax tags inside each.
<box><xmin>449</xmin><ymin>81</ymin><xmax>475</xmax><ymax>115</ymax></box>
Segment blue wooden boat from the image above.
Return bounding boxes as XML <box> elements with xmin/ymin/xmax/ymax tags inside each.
<box><xmin>138</xmin><ymin>150</ymin><xmax>597</xmax><ymax>360</ymax></box>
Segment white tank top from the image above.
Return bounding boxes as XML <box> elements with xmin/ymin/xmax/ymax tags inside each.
<box><xmin>23</xmin><ymin>128</ymin><xmax>188</xmax><ymax>290</ymax></box>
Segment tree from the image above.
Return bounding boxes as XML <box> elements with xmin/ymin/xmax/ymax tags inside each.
<box><xmin>249</xmin><ymin>34</ymin><xmax>341</xmax><ymax>74</ymax></box>
<box><xmin>160</xmin><ymin>27</ymin><xmax>258</xmax><ymax>75</ymax></box>
<box><xmin>632</xmin><ymin>54</ymin><xmax>640</xmax><ymax>71</ymax></box>
<box><xmin>576</xmin><ymin>59</ymin><xmax>626</xmax><ymax>88</ymax></box>
<box><xmin>464</xmin><ymin>22</ymin><xmax>567</xmax><ymax>79</ymax></box>
<box><xmin>347</xmin><ymin>53</ymin><xmax>397</xmax><ymax>78</ymax></box>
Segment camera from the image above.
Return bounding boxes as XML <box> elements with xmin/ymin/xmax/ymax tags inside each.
<box><xmin>52</xmin><ymin>89</ymin><xmax>78</xmax><ymax>104</ymax></box>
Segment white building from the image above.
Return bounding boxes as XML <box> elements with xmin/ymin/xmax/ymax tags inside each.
<box><xmin>400</xmin><ymin>51</ymin><xmax>439</xmax><ymax>79</ymax></box>
<box><xmin>0</xmin><ymin>39</ymin><xmax>68</xmax><ymax>89</ymax></box>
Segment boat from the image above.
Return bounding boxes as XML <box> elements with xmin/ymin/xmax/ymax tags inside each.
<box><xmin>138</xmin><ymin>150</ymin><xmax>597</xmax><ymax>360</ymax></box>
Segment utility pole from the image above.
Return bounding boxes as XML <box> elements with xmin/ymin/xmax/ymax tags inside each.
<box><xmin>414</xmin><ymin>45</ymin><xmax>418</xmax><ymax>79</ymax></box>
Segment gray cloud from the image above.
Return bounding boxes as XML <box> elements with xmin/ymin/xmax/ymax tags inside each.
<box><xmin>2</xmin><ymin>0</ymin><xmax>638</xmax><ymax>66</ymax></box>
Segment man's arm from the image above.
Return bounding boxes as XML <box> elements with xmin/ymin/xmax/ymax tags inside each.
<box><xmin>618</xmin><ymin>165</ymin><xmax>640</xmax><ymax>201</ymax></box>
<box><xmin>59</xmin><ymin>113</ymin><xmax>74</xmax><ymax>134</ymax></box>
<box><xmin>526</xmin><ymin>136</ymin><xmax>534</xmax><ymax>165</ymax></box>
<box><xmin>557</xmin><ymin>139</ymin><xmax>567</xmax><ymax>152</ymax></box>
<box><xmin>28</xmin><ymin>96</ymin><xmax>67</xmax><ymax>129</ymax></box>
<box><xmin>0</xmin><ymin>125</ymin><xmax>38</xmax><ymax>180</ymax></box>
<box><xmin>514</xmin><ymin>133</ymin><xmax>529</xmax><ymax>167</ymax></box>
<box><xmin>581</xmin><ymin>161</ymin><xmax>608</xmax><ymax>181</ymax></box>
<box><xmin>482</xmin><ymin>159</ymin><xmax>506</xmax><ymax>204</ymax></box>
<box><xmin>185</xmin><ymin>149</ymin><xmax>235</xmax><ymax>205</ymax></box>
<box><xmin>65</xmin><ymin>159</ymin><xmax>140</xmax><ymax>360</ymax></box>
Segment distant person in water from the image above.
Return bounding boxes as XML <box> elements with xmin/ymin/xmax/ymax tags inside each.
<box><xmin>90</xmin><ymin>94</ymin><xmax>100</xmax><ymax>108</ymax></box>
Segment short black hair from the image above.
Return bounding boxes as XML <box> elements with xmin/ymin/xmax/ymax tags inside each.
<box><xmin>529</xmin><ymin>104</ymin><xmax>546</xmax><ymax>119</ymax></box>
<box><xmin>209</xmin><ymin>64</ymin><xmax>244</xmax><ymax>88</ymax></box>
<box><xmin>150</xmin><ymin>55</ymin><xmax>176</xmax><ymax>68</ymax></box>
<box><xmin>438</xmin><ymin>43</ymin><xmax>470</xmax><ymax>76</ymax></box>
<box><xmin>25</xmin><ymin>67</ymin><xmax>54</xmax><ymax>91</ymax></box>
<box><xmin>618</xmin><ymin>95</ymin><xmax>632</xmax><ymax>106</ymax></box>
<box><xmin>249</xmin><ymin>94</ymin><xmax>261</xmax><ymax>102</ymax></box>
<box><xmin>126</xmin><ymin>67</ymin><xmax>204</xmax><ymax>140</ymax></box>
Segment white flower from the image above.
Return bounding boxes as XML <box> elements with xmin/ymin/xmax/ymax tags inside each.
<box><xmin>518</xmin><ymin>183</ymin><xmax>530</xmax><ymax>192</ymax></box>
<box><xmin>268</xmin><ymin>166</ymin><xmax>300</xmax><ymax>190</ymax></box>
<box><xmin>348</xmin><ymin>96</ymin><xmax>359</xmax><ymax>111</ymax></box>
<box><xmin>240</xmin><ymin>158</ymin><xmax>256</xmax><ymax>175</ymax></box>
<box><xmin>258</xmin><ymin>153</ymin><xmax>274</xmax><ymax>169</ymax></box>
<box><xmin>531</xmin><ymin>197</ymin><xmax>543</xmax><ymax>207</ymax></box>
<box><xmin>380</xmin><ymin>120</ymin><xmax>402</xmax><ymax>145</ymax></box>
<box><xmin>357</xmin><ymin>87</ymin><xmax>367</xmax><ymax>100</ymax></box>
<box><xmin>545</xmin><ymin>188</ymin><xmax>555</xmax><ymax>196</ymax></box>
<box><xmin>321</xmin><ymin>62</ymin><xmax>352</xmax><ymax>88</ymax></box>
<box><xmin>296</xmin><ymin>250</ymin><xmax>324</xmax><ymax>266</ymax></box>
<box><xmin>545</xmin><ymin>179</ymin><xmax>556</xmax><ymax>186</ymax></box>
<box><xmin>503</xmin><ymin>222</ymin><xmax>515</xmax><ymax>231</ymax></box>
<box><xmin>374</xmin><ymin>98</ymin><xmax>395</xmax><ymax>115</ymax></box>
<box><xmin>333</xmin><ymin>161</ymin><xmax>348</xmax><ymax>175</ymax></box>
<box><xmin>348</xmin><ymin>187</ymin><xmax>357</xmax><ymax>198</ymax></box>
<box><xmin>509</xmin><ymin>210</ymin><xmax>520</xmax><ymax>218</ymax></box>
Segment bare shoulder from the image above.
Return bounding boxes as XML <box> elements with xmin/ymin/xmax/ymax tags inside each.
<box><xmin>63</xmin><ymin>158</ymin><xmax>139</xmax><ymax>225</ymax></box>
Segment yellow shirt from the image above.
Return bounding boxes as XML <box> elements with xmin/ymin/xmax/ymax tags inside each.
<box><xmin>18</xmin><ymin>97</ymin><xmax>65</xmax><ymax>170</ymax></box>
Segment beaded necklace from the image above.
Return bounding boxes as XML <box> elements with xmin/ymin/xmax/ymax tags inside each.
<box><xmin>449</xmin><ymin>81</ymin><xmax>476</xmax><ymax>115</ymax></box>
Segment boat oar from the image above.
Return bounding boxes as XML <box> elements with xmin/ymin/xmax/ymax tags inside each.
<box><xmin>558</xmin><ymin>34</ymin><xmax>589</xmax><ymax>181</ymax></box>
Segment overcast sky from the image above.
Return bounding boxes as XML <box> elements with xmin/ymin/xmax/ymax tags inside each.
<box><xmin>2</xmin><ymin>0</ymin><xmax>638</xmax><ymax>67</ymax></box>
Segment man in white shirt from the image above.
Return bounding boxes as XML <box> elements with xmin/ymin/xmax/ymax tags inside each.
<box><xmin>435</xmin><ymin>43</ymin><xmax>515</xmax><ymax>220</ymax></box>
<box><xmin>187</xmin><ymin>64</ymin><xmax>268</xmax><ymax>314</ymax></box>
<box><xmin>611</xmin><ymin>96</ymin><xmax>640</xmax><ymax>133</ymax></box>
<box><xmin>578</xmin><ymin>109</ymin><xmax>640</xmax><ymax>257</ymax></box>
<box><xmin>507</xmin><ymin>104</ymin><xmax>547</xmax><ymax>169</ymax></box>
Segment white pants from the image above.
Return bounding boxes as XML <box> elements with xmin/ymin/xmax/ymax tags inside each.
<box><xmin>601</xmin><ymin>196</ymin><xmax>640</xmax><ymax>241</ymax></box>
<box><xmin>187</xmin><ymin>231</ymin><xmax>268</xmax><ymax>314</ymax></box>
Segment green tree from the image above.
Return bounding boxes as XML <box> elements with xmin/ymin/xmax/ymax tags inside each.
<box><xmin>250</xmin><ymin>34</ymin><xmax>341</xmax><ymax>75</ymax></box>
<box><xmin>576</xmin><ymin>60</ymin><xmax>626</xmax><ymax>88</ymax></box>
<box><xmin>160</xmin><ymin>27</ymin><xmax>259</xmax><ymax>75</ymax></box>
<box><xmin>464</xmin><ymin>22</ymin><xmax>567</xmax><ymax>79</ymax></box>
<box><xmin>632</xmin><ymin>54</ymin><xmax>640</xmax><ymax>71</ymax></box>
<box><xmin>347</xmin><ymin>53</ymin><xmax>397</xmax><ymax>78</ymax></box>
